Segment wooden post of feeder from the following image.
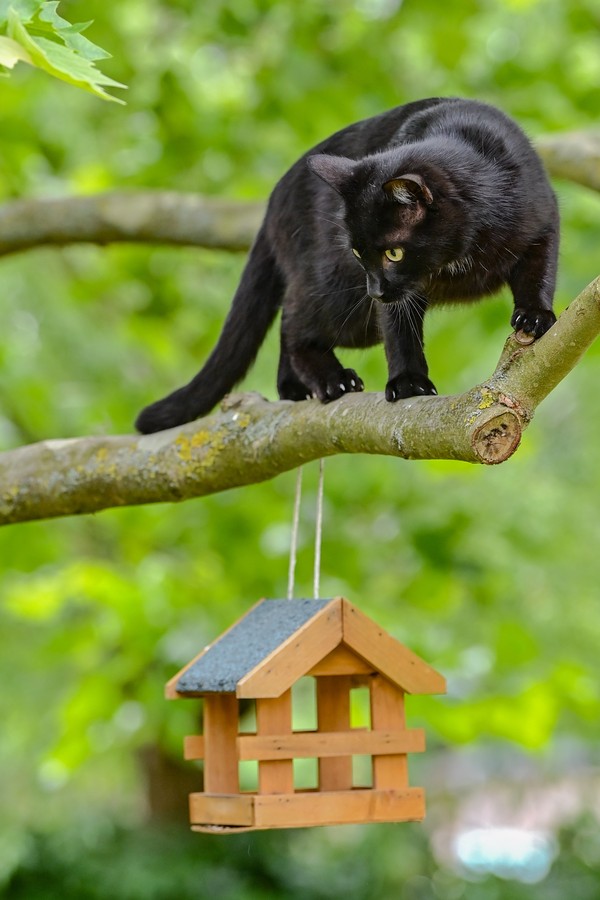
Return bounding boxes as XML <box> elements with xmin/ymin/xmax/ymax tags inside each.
<box><xmin>370</xmin><ymin>675</ymin><xmax>408</xmax><ymax>790</ymax></box>
<box><xmin>316</xmin><ymin>676</ymin><xmax>353</xmax><ymax>790</ymax></box>
<box><xmin>256</xmin><ymin>690</ymin><xmax>294</xmax><ymax>794</ymax></box>
<box><xmin>202</xmin><ymin>694</ymin><xmax>239</xmax><ymax>793</ymax></box>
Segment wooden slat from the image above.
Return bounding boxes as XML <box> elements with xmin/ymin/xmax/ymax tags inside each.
<box><xmin>238</xmin><ymin>728</ymin><xmax>425</xmax><ymax>760</ymax></box>
<box><xmin>256</xmin><ymin>692</ymin><xmax>294</xmax><ymax>794</ymax></box>
<box><xmin>203</xmin><ymin>694</ymin><xmax>239</xmax><ymax>793</ymax></box>
<box><xmin>189</xmin><ymin>792</ymin><xmax>254</xmax><ymax>827</ymax></box>
<box><xmin>370</xmin><ymin>676</ymin><xmax>409</xmax><ymax>789</ymax></box>
<box><xmin>189</xmin><ymin>788</ymin><xmax>426</xmax><ymax>832</ymax></box>
<box><xmin>254</xmin><ymin>787</ymin><xmax>425</xmax><ymax>829</ymax></box>
<box><xmin>183</xmin><ymin>734</ymin><xmax>204</xmax><ymax>760</ymax></box>
<box><xmin>307</xmin><ymin>645</ymin><xmax>375</xmax><ymax>676</ymax></box>
<box><xmin>316</xmin><ymin>676</ymin><xmax>352</xmax><ymax>790</ymax></box>
<box><xmin>342</xmin><ymin>600</ymin><xmax>446</xmax><ymax>695</ymax></box>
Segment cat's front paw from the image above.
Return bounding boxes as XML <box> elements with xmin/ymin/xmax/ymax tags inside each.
<box><xmin>315</xmin><ymin>368</ymin><xmax>364</xmax><ymax>403</ymax></box>
<box><xmin>385</xmin><ymin>373</ymin><xmax>437</xmax><ymax>402</ymax></box>
<box><xmin>511</xmin><ymin>307</ymin><xmax>556</xmax><ymax>340</ymax></box>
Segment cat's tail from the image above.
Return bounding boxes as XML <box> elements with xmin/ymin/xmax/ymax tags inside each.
<box><xmin>135</xmin><ymin>224</ymin><xmax>283</xmax><ymax>434</ymax></box>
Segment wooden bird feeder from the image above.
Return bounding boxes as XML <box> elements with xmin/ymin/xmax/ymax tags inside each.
<box><xmin>166</xmin><ymin>597</ymin><xmax>446</xmax><ymax>832</ymax></box>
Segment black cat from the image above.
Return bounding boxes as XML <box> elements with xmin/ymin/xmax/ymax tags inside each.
<box><xmin>136</xmin><ymin>97</ymin><xmax>558</xmax><ymax>434</ymax></box>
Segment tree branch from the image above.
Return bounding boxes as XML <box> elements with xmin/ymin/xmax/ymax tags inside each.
<box><xmin>536</xmin><ymin>131</ymin><xmax>600</xmax><ymax>194</ymax></box>
<box><xmin>0</xmin><ymin>132</ymin><xmax>598</xmax><ymax>258</ymax></box>
<box><xmin>1</xmin><ymin>275</ymin><xmax>599</xmax><ymax>526</ymax></box>
<box><xmin>0</xmin><ymin>191</ymin><xmax>264</xmax><ymax>256</ymax></box>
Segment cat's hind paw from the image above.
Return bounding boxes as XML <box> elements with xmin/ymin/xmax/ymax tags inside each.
<box><xmin>385</xmin><ymin>373</ymin><xmax>437</xmax><ymax>402</ymax></box>
<box><xmin>315</xmin><ymin>368</ymin><xmax>364</xmax><ymax>403</ymax></box>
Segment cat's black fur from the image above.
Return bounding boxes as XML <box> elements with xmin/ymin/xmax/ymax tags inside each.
<box><xmin>136</xmin><ymin>97</ymin><xmax>558</xmax><ymax>434</ymax></box>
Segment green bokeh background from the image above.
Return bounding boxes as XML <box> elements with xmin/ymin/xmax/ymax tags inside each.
<box><xmin>1</xmin><ymin>1</ymin><xmax>600</xmax><ymax>896</ymax></box>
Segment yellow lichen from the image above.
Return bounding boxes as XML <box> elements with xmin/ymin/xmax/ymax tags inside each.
<box><xmin>477</xmin><ymin>389</ymin><xmax>496</xmax><ymax>410</ymax></box>
<box><xmin>176</xmin><ymin>429</ymin><xmax>226</xmax><ymax>465</ymax></box>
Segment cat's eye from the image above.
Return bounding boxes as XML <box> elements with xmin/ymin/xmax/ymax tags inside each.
<box><xmin>384</xmin><ymin>248</ymin><xmax>404</xmax><ymax>262</ymax></box>
<box><xmin>352</xmin><ymin>248</ymin><xmax>362</xmax><ymax>259</ymax></box>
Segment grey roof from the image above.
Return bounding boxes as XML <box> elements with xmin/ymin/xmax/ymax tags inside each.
<box><xmin>176</xmin><ymin>598</ymin><xmax>333</xmax><ymax>694</ymax></box>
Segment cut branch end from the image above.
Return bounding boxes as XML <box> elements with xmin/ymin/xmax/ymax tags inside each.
<box><xmin>471</xmin><ymin>410</ymin><xmax>522</xmax><ymax>465</ymax></box>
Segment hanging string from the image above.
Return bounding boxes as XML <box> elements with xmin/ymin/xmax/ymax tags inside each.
<box><xmin>287</xmin><ymin>459</ymin><xmax>326</xmax><ymax>600</ymax></box>
<box><xmin>314</xmin><ymin>458</ymin><xmax>325</xmax><ymax>599</ymax></box>
<box><xmin>287</xmin><ymin>466</ymin><xmax>303</xmax><ymax>599</ymax></box>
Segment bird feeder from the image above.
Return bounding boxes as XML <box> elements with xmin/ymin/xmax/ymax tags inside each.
<box><xmin>166</xmin><ymin>597</ymin><xmax>446</xmax><ymax>832</ymax></box>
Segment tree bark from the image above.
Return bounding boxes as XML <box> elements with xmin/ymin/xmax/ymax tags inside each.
<box><xmin>1</xmin><ymin>275</ymin><xmax>599</xmax><ymax>527</ymax></box>
<box><xmin>0</xmin><ymin>191</ymin><xmax>264</xmax><ymax>256</ymax></box>
<box><xmin>536</xmin><ymin>131</ymin><xmax>600</xmax><ymax>194</ymax></box>
<box><xmin>0</xmin><ymin>132</ymin><xmax>598</xmax><ymax>257</ymax></box>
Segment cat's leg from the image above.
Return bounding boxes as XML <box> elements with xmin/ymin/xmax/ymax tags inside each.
<box><xmin>280</xmin><ymin>324</ymin><xmax>364</xmax><ymax>403</ymax></box>
<box><xmin>287</xmin><ymin>344</ymin><xmax>364</xmax><ymax>402</ymax></box>
<box><xmin>277</xmin><ymin>337</ymin><xmax>312</xmax><ymax>401</ymax></box>
<box><xmin>380</xmin><ymin>297</ymin><xmax>438</xmax><ymax>400</ymax></box>
<box><xmin>508</xmin><ymin>226</ymin><xmax>558</xmax><ymax>339</ymax></box>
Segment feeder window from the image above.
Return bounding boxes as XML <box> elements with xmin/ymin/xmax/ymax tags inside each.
<box><xmin>291</xmin><ymin>677</ymin><xmax>317</xmax><ymax>731</ymax></box>
<box><xmin>293</xmin><ymin>757</ymin><xmax>319</xmax><ymax>790</ymax></box>
<box><xmin>350</xmin><ymin>685</ymin><xmax>371</xmax><ymax>729</ymax></box>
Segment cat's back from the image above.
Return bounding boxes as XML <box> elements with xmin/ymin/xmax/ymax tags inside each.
<box><xmin>314</xmin><ymin>97</ymin><xmax>542</xmax><ymax>175</ymax></box>
<box><xmin>312</xmin><ymin>96</ymin><xmax>452</xmax><ymax>157</ymax></box>
<box><xmin>275</xmin><ymin>97</ymin><xmax>546</xmax><ymax>193</ymax></box>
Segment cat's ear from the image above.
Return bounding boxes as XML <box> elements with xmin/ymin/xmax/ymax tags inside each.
<box><xmin>383</xmin><ymin>173</ymin><xmax>434</xmax><ymax>206</ymax></box>
<box><xmin>307</xmin><ymin>154</ymin><xmax>356</xmax><ymax>194</ymax></box>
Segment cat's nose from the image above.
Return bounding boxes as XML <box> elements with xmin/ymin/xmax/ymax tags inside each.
<box><xmin>367</xmin><ymin>275</ymin><xmax>384</xmax><ymax>299</ymax></box>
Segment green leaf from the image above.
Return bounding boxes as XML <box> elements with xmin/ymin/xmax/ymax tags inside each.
<box><xmin>36</xmin><ymin>2</ymin><xmax>111</xmax><ymax>61</ymax></box>
<box><xmin>0</xmin><ymin>31</ymin><xmax>31</xmax><ymax>68</ymax></box>
<box><xmin>6</xmin><ymin>7</ymin><xmax>126</xmax><ymax>102</ymax></box>
<box><xmin>0</xmin><ymin>0</ymin><xmax>41</xmax><ymax>28</ymax></box>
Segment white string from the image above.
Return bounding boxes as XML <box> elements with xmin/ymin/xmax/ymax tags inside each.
<box><xmin>314</xmin><ymin>458</ymin><xmax>325</xmax><ymax>599</ymax></box>
<box><xmin>287</xmin><ymin>460</ymin><xmax>326</xmax><ymax>600</ymax></box>
<box><xmin>287</xmin><ymin>466</ymin><xmax>303</xmax><ymax>599</ymax></box>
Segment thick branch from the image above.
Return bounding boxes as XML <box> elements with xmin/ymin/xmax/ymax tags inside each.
<box><xmin>1</xmin><ymin>275</ymin><xmax>599</xmax><ymax>526</ymax></box>
<box><xmin>0</xmin><ymin>132</ymin><xmax>598</xmax><ymax>258</ymax></box>
<box><xmin>0</xmin><ymin>191</ymin><xmax>264</xmax><ymax>256</ymax></box>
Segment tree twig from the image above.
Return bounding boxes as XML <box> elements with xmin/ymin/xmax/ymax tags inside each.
<box><xmin>1</xmin><ymin>275</ymin><xmax>598</xmax><ymax>527</ymax></box>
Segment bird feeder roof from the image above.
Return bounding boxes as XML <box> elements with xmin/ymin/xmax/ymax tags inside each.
<box><xmin>166</xmin><ymin>597</ymin><xmax>445</xmax><ymax>700</ymax></box>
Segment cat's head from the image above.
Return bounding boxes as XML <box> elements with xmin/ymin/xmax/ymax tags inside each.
<box><xmin>307</xmin><ymin>151</ymin><xmax>467</xmax><ymax>302</ymax></box>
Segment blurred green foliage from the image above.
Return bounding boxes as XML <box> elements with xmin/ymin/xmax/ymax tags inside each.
<box><xmin>1</xmin><ymin>0</ymin><xmax>600</xmax><ymax>896</ymax></box>
<box><xmin>0</xmin><ymin>1</ymin><xmax>126</xmax><ymax>102</ymax></box>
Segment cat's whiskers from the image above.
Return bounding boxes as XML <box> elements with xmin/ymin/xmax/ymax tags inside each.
<box><xmin>364</xmin><ymin>298</ymin><xmax>377</xmax><ymax>343</ymax></box>
<box><xmin>315</xmin><ymin>214</ymin><xmax>346</xmax><ymax>232</ymax></box>
<box><xmin>398</xmin><ymin>292</ymin><xmax>424</xmax><ymax>345</ymax></box>
<box><xmin>312</xmin><ymin>283</ymin><xmax>366</xmax><ymax>299</ymax></box>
